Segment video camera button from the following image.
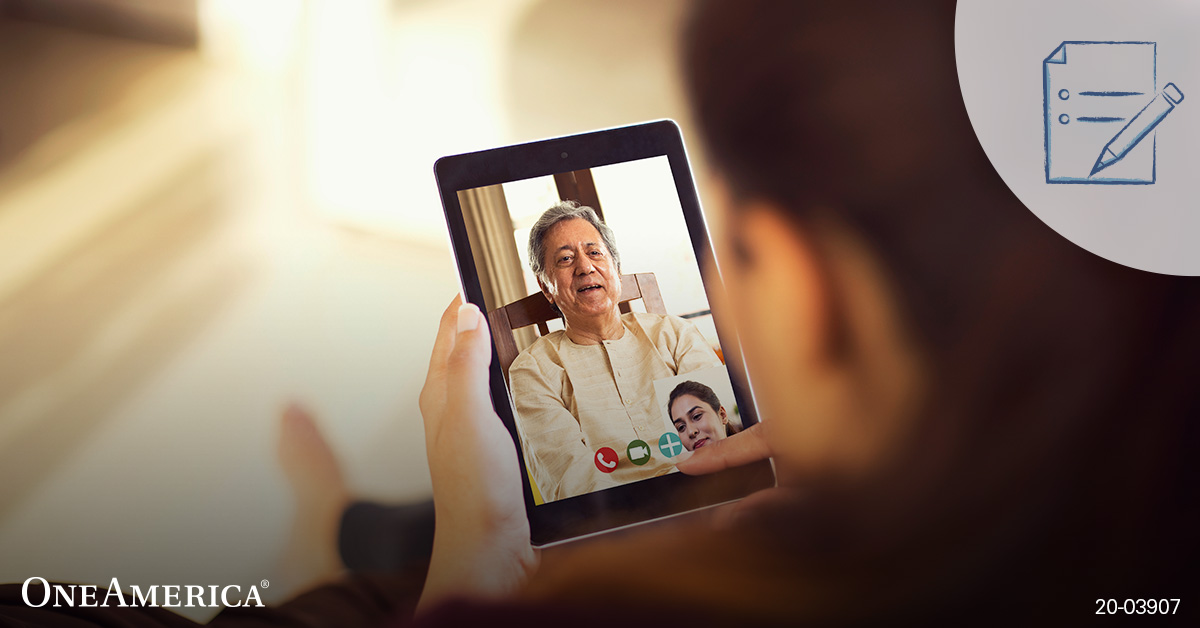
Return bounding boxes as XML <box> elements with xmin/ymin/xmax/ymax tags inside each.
<box><xmin>627</xmin><ymin>440</ymin><xmax>652</xmax><ymax>466</ymax></box>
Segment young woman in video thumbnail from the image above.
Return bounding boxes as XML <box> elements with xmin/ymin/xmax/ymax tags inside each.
<box><xmin>667</xmin><ymin>380</ymin><xmax>741</xmax><ymax>451</ymax></box>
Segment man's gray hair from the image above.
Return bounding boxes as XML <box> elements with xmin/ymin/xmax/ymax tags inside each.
<box><xmin>527</xmin><ymin>201</ymin><xmax>621</xmax><ymax>283</ymax></box>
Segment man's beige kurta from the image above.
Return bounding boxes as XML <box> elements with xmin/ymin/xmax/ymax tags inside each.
<box><xmin>508</xmin><ymin>311</ymin><xmax>723</xmax><ymax>502</ymax></box>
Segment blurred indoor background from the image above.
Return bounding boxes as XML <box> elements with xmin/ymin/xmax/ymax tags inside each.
<box><xmin>0</xmin><ymin>0</ymin><xmax>702</xmax><ymax>619</ymax></box>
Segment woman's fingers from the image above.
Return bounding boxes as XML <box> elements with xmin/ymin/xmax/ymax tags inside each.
<box><xmin>443</xmin><ymin>303</ymin><xmax>496</xmax><ymax>419</ymax></box>
<box><xmin>428</xmin><ymin>294</ymin><xmax>463</xmax><ymax>373</ymax></box>
<box><xmin>420</xmin><ymin>295</ymin><xmax>464</xmax><ymax>420</ymax></box>
<box><xmin>676</xmin><ymin>422</ymin><xmax>773</xmax><ymax>475</ymax></box>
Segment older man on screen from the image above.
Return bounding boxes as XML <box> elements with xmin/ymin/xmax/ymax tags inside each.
<box><xmin>509</xmin><ymin>201</ymin><xmax>723</xmax><ymax>501</ymax></box>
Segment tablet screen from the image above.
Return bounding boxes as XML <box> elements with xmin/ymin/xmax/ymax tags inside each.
<box><xmin>436</xmin><ymin>121</ymin><xmax>773</xmax><ymax>544</ymax></box>
<box><xmin>456</xmin><ymin>155</ymin><xmax>745</xmax><ymax>504</ymax></box>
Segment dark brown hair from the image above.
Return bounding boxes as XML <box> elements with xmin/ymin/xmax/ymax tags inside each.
<box><xmin>524</xmin><ymin>3</ymin><xmax>1198</xmax><ymax>624</ymax></box>
<box><xmin>679</xmin><ymin>0</ymin><xmax>1200</xmax><ymax>620</ymax></box>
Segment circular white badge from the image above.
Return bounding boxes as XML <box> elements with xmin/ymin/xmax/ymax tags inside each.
<box><xmin>956</xmin><ymin>0</ymin><xmax>1200</xmax><ymax>275</ymax></box>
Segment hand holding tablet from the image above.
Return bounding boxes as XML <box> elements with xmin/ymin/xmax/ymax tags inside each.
<box><xmin>434</xmin><ymin>120</ymin><xmax>775</xmax><ymax>546</ymax></box>
<box><xmin>416</xmin><ymin>297</ymin><xmax>538</xmax><ymax>611</ymax></box>
<box><xmin>416</xmin><ymin>294</ymin><xmax>773</xmax><ymax>608</ymax></box>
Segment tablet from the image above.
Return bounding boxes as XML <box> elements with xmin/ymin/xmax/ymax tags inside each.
<box><xmin>435</xmin><ymin>120</ymin><xmax>775</xmax><ymax>546</ymax></box>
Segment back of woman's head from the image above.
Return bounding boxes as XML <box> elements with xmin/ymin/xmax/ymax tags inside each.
<box><xmin>684</xmin><ymin>0</ymin><xmax>1199</xmax><ymax>618</ymax></box>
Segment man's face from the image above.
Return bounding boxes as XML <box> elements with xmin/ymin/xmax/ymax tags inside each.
<box><xmin>540</xmin><ymin>218</ymin><xmax>622</xmax><ymax>324</ymax></box>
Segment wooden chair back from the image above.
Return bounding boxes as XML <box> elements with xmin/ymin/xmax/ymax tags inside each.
<box><xmin>487</xmin><ymin>273</ymin><xmax>667</xmax><ymax>382</ymax></box>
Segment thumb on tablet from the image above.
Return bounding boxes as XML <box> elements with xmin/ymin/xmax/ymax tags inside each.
<box><xmin>444</xmin><ymin>303</ymin><xmax>494</xmax><ymax>413</ymax></box>
<box><xmin>676</xmin><ymin>422</ymin><xmax>773</xmax><ymax>475</ymax></box>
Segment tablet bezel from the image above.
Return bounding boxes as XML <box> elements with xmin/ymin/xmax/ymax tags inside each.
<box><xmin>434</xmin><ymin>120</ymin><xmax>775</xmax><ymax>546</ymax></box>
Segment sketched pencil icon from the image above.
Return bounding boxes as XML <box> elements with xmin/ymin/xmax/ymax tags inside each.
<box><xmin>1091</xmin><ymin>82</ymin><xmax>1185</xmax><ymax>176</ymax></box>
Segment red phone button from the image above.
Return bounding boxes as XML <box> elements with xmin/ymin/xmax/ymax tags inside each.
<box><xmin>594</xmin><ymin>447</ymin><xmax>619</xmax><ymax>473</ymax></box>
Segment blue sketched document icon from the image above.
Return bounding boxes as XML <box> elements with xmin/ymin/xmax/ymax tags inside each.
<box><xmin>1044</xmin><ymin>41</ymin><xmax>1185</xmax><ymax>184</ymax></box>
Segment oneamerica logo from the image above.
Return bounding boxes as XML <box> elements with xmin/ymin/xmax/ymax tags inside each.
<box><xmin>21</xmin><ymin>577</ymin><xmax>266</xmax><ymax>608</ymax></box>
